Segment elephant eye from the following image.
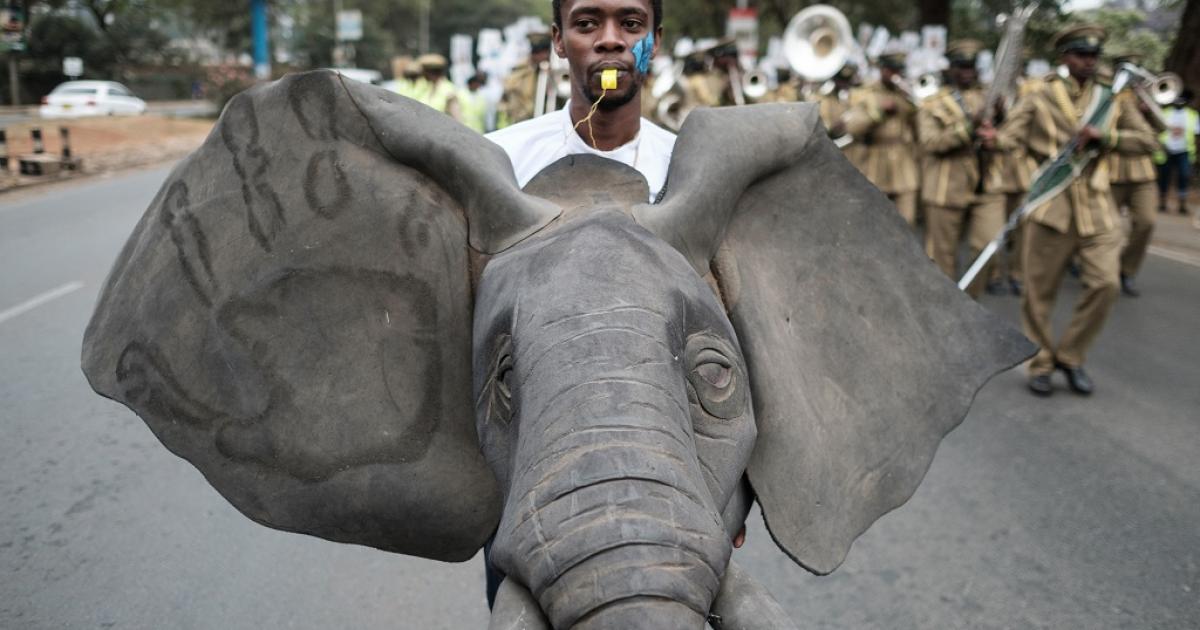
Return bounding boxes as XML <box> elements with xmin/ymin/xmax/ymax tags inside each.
<box><xmin>685</xmin><ymin>339</ymin><xmax>747</xmax><ymax>420</ymax></box>
<box><xmin>497</xmin><ymin>357</ymin><xmax>514</xmax><ymax>397</ymax></box>
<box><xmin>488</xmin><ymin>340</ymin><xmax>515</xmax><ymax>426</ymax></box>
<box><xmin>695</xmin><ymin>361</ymin><xmax>732</xmax><ymax>388</ymax></box>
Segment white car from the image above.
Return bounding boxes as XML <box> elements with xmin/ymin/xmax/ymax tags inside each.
<box><xmin>39</xmin><ymin>81</ymin><xmax>148</xmax><ymax>118</ymax></box>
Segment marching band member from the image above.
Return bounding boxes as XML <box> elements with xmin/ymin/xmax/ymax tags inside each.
<box><xmin>991</xmin><ymin>24</ymin><xmax>1158</xmax><ymax>396</ymax></box>
<box><xmin>842</xmin><ymin>50</ymin><xmax>921</xmax><ymax>226</ymax></box>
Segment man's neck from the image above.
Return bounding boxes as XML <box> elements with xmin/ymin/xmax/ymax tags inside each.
<box><xmin>1067</xmin><ymin>74</ymin><xmax>1091</xmax><ymax>91</ymax></box>
<box><xmin>568</xmin><ymin>97</ymin><xmax>642</xmax><ymax>151</ymax></box>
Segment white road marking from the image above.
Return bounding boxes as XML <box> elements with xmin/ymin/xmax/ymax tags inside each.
<box><xmin>0</xmin><ymin>281</ymin><xmax>85</xmax><ymax>325</ymax></box>
<box><xmin>1148</xmin><ymin>246</ymin><xmax>1200</xmax><ymax>270</ymax></box>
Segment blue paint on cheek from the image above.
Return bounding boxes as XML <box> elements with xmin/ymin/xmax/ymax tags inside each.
<box><xmin>633</xmin><ymin>33</ymin><xmax>654</xmax><ymax>75</ymax></box>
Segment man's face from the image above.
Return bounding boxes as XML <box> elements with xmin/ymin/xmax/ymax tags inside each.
<box><xmin>949</xmin><ymin>62</ymin><xmax>977</xmax><ymax>88</ymax></box>
<box><xmin>553</xmin><ymin>0</ymin><xmax>661</xmax><ymax>109</ymax></box>
<box><xmin>1062</xmin><ymin>50</ymin><xmax>1098</xmax><ymax>82</ymax></box>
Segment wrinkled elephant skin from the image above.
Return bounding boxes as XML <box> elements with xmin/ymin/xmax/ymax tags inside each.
<box><xmin>81</xmin><ymin>72</ymin><xmax>1034</xmax><ymax>629</ymax></box>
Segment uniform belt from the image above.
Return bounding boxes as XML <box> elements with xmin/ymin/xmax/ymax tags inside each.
<box><xmin>863</xmin><ymin>138</ymin><xmax>908</xmax><ymax>146</ymax></box>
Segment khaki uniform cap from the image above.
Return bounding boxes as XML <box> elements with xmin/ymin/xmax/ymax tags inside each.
<box><xmin>1053</xmin><ymin>23</ymin><xmax>1106</xmax><ymax>54</ymax></box>
<box><xmin>418</xmin><ymin>54</ymin><xmax>448</xmax><ymax>71</ymax></box>
<box><xmin>527</xmin><ymin>31</ymin><xmax>552</xmax><ymax>53</ymax></box>
<box><xmin>946</xmin><ymin>39</ymin><xmax>984</xmax><ymax>63</ymax></box>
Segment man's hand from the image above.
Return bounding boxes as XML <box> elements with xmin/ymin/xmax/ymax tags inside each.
<box><xmin>829</xmin><ymin>120</ymin><xmax>847</xmax><ymax>138</ymax></box>
<box><xmin>1076</xmin><ymin>125</ymin><xmax>1104</xmax><ymax>146</ymax></box>
<box><xmin>976</xmin><ymin>121</ymin><xmax>998</xmax><ymax>150</ymax></box>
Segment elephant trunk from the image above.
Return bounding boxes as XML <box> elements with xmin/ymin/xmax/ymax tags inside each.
<box><xmin>491</xmin><ymin>423</ymin><xmax>730</xmax><ymax>629</ymax></box>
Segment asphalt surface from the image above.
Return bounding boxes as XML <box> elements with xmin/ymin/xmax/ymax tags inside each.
<box><xmin>1</xmin><ymin>166</ymin><xmax>1197</xmax><ymax>629</ymax></box>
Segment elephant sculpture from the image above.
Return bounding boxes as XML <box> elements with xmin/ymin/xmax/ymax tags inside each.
<box><xmin>82</xmin><ymin>71</ymin><xmax>1033</xmax><ymax>629</ymax></box>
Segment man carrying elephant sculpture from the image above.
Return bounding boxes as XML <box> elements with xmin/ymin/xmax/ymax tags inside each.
<box><xmin>81</xmin><ymin>0</ymin><xmax>1033</xmax><ymax>627</ymax></box>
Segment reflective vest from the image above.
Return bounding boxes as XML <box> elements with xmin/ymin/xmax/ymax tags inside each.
<box><xmin>458</xmin><ymin>88</ymin><xmax>489</xmax><ymax>133</ymax></box>
<box><xmin>1154</xmin><ymin>106</ymin><xmax>1198</xmax><ymax>164</ymax></box>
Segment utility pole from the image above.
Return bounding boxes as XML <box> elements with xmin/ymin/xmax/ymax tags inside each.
<box><xmin>7</xmin><ymin>55</ymin><xmax>16</xmax><ymax>106</ymax></box>
<box><xmin>251</xmin><ymin>0</ymin><xmax>270</xmax><ymax>79</ymax></box>
<box><xmin>419</xmin><ymin>0</ymin><xmax>430</xmax><ymax>53</ymax></box>
<box><xmin>333</xmin><ymin>0</ymin><xmax>341</xmax><ymax>66</ymax></box>
<box><xmin>3</xmin><ymin>1</ymin><xmax>26</xmax><ymax>106</ymax></box>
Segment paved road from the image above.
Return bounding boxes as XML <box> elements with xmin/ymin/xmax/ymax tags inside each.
<box><xmin>2</xmin><ymin>167</ymin><xmax>1197</xmax><ymax>629</ymax></box>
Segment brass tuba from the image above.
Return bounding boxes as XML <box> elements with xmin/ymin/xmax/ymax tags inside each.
<box><xmin>1116</xmin><ymin>62</ymin><xmax>1182</xmax><ymax>129</ymax></box>
<box><xmin>782</xmin><ymin>4</ymin><xmax>856</xmax><ymax>83</ymax></box>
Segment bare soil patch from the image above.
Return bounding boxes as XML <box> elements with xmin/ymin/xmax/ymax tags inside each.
<box><xmin>1</xmin><ymin>115</ymin><xmax>213</xmax><ymax>191</ymax></box>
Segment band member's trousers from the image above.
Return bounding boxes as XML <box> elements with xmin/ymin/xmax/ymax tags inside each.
<box><xmin>1112</xmin><ymin>181</ymin><xmax>1158</xmax><ymax>277</ymax></box>
<box><xmin>924</xmin><ymin>194</ymin><xmax>1006</xmax><ymax>297</ymax></box>
<box><xmin>1021</xmin><ymin>219</ymin><xmax>1121</xmax><ymax>375</ymax></box>
<box><xmin>888</xmin><ymin>191</ymin><xmax>917</xmax><ymax>227</ymax></box>
<box><xmin>990</xmin><ymin>193</ymin><xmax>1025</xmax><ymax>285</ymax></box>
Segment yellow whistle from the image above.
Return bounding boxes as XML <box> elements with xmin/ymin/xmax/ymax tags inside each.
<box><xmin>601</xmin><ymin>68</ymin><xmax>618</xmax><ymax>90</ymax></box>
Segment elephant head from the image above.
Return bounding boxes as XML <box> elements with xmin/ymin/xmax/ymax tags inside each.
<box><xmin>82</xmin><ymin>71</ymin><xmax>1032</xmax><ymax>629</ymax></box>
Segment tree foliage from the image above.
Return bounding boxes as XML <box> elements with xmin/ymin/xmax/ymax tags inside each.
<box><xmin>8</xmin><ymin>0</ymin><xmax>1196</xmax><ymax>102</ymax></box>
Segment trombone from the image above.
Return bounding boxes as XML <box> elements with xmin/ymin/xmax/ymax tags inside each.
<box><xmin>533</xmin><ymin>61</ymin><xmax>553</xmax><ymax>118</ymax></box>
<box><xmin>533</xmin><ymin>56</ymin><xmax>571</xmax><ymax>118</ymax></box>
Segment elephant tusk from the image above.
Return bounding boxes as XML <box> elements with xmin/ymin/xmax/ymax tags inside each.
<box><xmin>709</xmin><ymin>560</ymin><xmax>800</xmax><ymax>630</ymax></box>
<box><xmin>488</xmin><ymin>578</ymin><xmax>551</xmax><ymax>630</ymax></box>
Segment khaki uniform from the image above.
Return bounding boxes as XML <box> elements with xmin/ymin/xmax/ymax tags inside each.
<box><xmin>917</xmin><ymin>86</ymin><xmax>1007</xmax><ymax>296</ymax></box>
<box><xmin>985</xmin><ymin>145</ymin><xmax>1037</xmax><ymax>286</ymax></box>
<box><xmin>769</xmin><ymin>81</ymin><xmax>800</xmax><ymax>103</ymax></box>
<box><xmin>986</xmin><ymin>80</ymin><xmax>1042</xmax><ymax>287</ymax></box>
<box><xmin>1106</xmin><ymin>92</ymin><xmax>1161</xmax><ymax>277</ymax></box>
<box><xmin>996</xmin><ymin>74</ymin><xmax>1157</xmax><ymax>374</ymax></box>
<box><xmin>812</xmin><ymin>89</ymin><xmax>862</xmax><ymax>164</ymax></box>
<box><xmin>844</xmin><ymin>81</ymin><xmax>920</xmax><ymax>225</ymax></box>
<box><xmin>499</xmin><ymin>62</ymin><xmax>555</xmax><ymax>128</ymax></box>
<box><xmin>689</xmin><ymin>71</ymin><xmax>731</xmax><ymax>108</ymax></box>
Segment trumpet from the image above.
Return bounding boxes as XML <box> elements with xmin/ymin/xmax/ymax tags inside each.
<box><xmin>1116</xmin><ymin>62</ymin><xmax>1182</xmax><ymax>130</ymax></box>
<box><xmin>889</xmin><ymin>73</ymin><xmax>940</xmax><ymax>105</ymax></box>
<box><xmin>742</xmin><ymin>68</ymin><xmax>772</xmax><ymax>102</ymax></box>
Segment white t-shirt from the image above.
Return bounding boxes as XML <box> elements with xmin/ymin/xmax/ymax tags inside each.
<box><xmin>1164</xmin><ymin>108</ymin><xmax>1189</xmax><ymax>154</ymax></box>
<box><xmin>486</xmin><ymin>106</ymin><xmax>676</xmax><ymax>202</ymax></box>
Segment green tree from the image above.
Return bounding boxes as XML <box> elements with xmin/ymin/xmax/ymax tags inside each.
<box><xmin>1163</xmin><ymin>0</ymin><xmax>1199</xmax><ymax>97</ymax></box>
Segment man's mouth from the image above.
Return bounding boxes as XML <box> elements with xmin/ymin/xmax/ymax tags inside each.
<box><xmin>590</xmin><ymin>62</ymin><xmax>631</xmax><ymax>82</ymax></box>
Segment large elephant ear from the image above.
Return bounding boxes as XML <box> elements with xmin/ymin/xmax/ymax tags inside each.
<box><xmin>81</xmin><ymin>71</ymin><xmax>558</xmax><ymax>561</ymax></box>
<box><xmin>636</xmin><ymin>104</ymin><xmax>1034</xmax><ymax>574</ymax></box>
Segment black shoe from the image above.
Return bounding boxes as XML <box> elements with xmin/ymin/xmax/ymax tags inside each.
<box><xmin>1055</xmin><ymin>362</ymin><xmax>1094</xmax><ymax>395</ymax></box>
<box><xmin>1028</xmin><ymin>374</ymin><xmax>1053</xmax><ymax>397</ymax></box>
<box><xmin>1120</xmin><ymin>274</ymin><xmax>1140</xmax><ymax>297</ymax></box>
<box><xmin>1067</xmin><ymin>261</ymin><xmax>1081</xmax><ymax>279</ymax></box>
<box><xmin>1158</xmin><ymin>206</ymin><xmax>1167</xmax><ymax>214</ymax></box>
<box><xmin>1009</xmin><ymin>279</ymin><xmax>1023</xmax><ymax>296</ymax></box>
<box><xmin>985</xmin><ymin>280</ymin><xmax>1007</xmax><ymax>295</ymax></box>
